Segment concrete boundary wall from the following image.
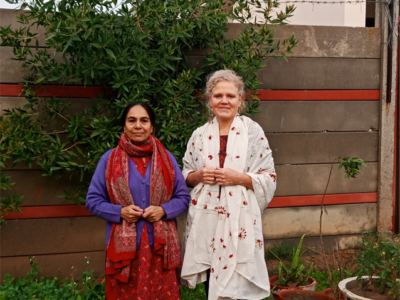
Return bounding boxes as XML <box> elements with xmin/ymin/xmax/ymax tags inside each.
<box><xmin>0</xmin><ymin>8</ymin><xmax>381</xmax><ymax>280</ymax></box>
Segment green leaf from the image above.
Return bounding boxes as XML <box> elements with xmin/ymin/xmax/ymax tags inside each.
<box><xmin>105</xmin><ymin>48</ymin><xmax>116</xmax><ymax>60</ymax></box>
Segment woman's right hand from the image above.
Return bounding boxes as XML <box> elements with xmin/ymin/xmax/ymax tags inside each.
<box><xmin>201</xmin><ymin>166</ymin><xmax>217</xmax><ymax>184</ymax></box>
<box><xmin>121</xmin><ymin>205</ymin><xmax>143</xmax><ymax>223</ymax></box>
<box><xmin>187</xmin><ymin>166</ymin><xmax>216</xmax><ymax>187</ymax></box>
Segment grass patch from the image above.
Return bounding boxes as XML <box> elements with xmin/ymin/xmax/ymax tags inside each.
<box><xmin>180</xmin><ymin>284</ymin><xmax>207</xmax><ymax>300</ymax></box>
<box><xmin>265</xmin><ymin>241</ymin><xmax>295</xmax><ymax>262</ymax></box>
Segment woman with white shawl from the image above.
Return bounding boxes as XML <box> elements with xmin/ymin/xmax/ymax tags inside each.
<box><xmin>181</xmin><ymin>70</ymin><xmax>277</xmax><ymax>300</ymax></box>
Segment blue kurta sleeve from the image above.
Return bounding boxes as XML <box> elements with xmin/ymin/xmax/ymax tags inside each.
<box><xmin>160</xmin><ymin>152</ymin><xmax>191</xmax><ymax>220</ymax></box>
<box><xmin>86</xmin><ymin>150</ymin><xmax>123</xmax><ymax>224</ymax></box>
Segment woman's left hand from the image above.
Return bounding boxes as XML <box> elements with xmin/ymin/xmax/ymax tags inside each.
<box><xmin>215</xmin><ymin>168</ymin><xmax>254</xmax><ymax>190</ymax></box>
<box><xmin>142</xmin><ymin>205</ymin><xmax>166</xmax><ymax>223</ymax></box>
<box><xmin>215</xmin><ymin>168</ymin><xmax>241</xmax><ymax>186</ymax></box>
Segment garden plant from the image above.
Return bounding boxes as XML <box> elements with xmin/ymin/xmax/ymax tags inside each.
<box><xmin>0</xmin><ymin>0</ymin><xmax>297</xmax><ymax>226</ymax></box>
<box><xmin>269</xmin><ymin>234</ymin><xmax>314</xmax><ymax>288</ymax></box>
<box><xmin>350</xmin><ymin>230</ymin><xmax>400</xmax><ymax>299</ymax></box>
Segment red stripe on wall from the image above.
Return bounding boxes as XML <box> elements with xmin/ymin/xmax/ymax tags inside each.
<box><xmin>256</xmin><ymin>90</ymin><xmax>380</xmax><ymax>101</ymax></box>
<box><xmin>0</xmin><ymin>84</ymin><xmax>379</xmax><ymax>100</ymax></box>
<box><xmin>2</xmin><ymin>193</ymin><xmax>377</xmax><ymax>220</ymax></box>
<box><xmin>268</xmin><ymin>192</ymin><xmax>377</xmax><ymax>208</ymax></box>
<box><xmin>0</xmin><ymin>84</ymin><xmax>110</xmax><ymax>98</ymax></box>
<box><xmin>3</xmin><ymin>205</ymin><xmax>92</xmax><ymax>220</ymax></box>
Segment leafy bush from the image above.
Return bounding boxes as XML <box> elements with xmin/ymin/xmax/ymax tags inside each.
<box><xmin>355</xmin><ymin>230</ymin><xmax>400</xmax><ymax>298</ymax></box>
<box><xmin>0</xmin><ymin>0</ymin><xmax>296</xmax><ymax>220</ymax></box>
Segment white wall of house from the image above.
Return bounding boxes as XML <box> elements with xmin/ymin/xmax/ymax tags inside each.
<box><xmin>232</xmin><ymin>0</ymin><xmax>366</xmax><ymax>27</ymax></box>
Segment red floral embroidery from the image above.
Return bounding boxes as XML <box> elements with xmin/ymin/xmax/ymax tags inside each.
<box><xmin>223</xmin><ymin>265</ymin><xmax>227</xmax><ymax>270</ymax></box>
<box><xmin>191</xmin><ymin>199</ymin><xmax>197</xmax><ymax>205</ymax></box>
<box><xmin>231</xmin><ymin>127</ymin><xmax>235</xmax><ymax>131</ymax></box>
<box><xmin>210</xmin><ymin>238</ymin><xmax>215</xmax><ymax>248</ymax></box>
<box><xmin>214</xmin><ymin>206</ymin><xmax>226</xmax><ymax>219</ymax></box>
<box><xmin>236</xmin><ymin>132</ymin><xmax>240</xmax><ymax>135</ymax></box>
<box><xmin>261</xmin><ymin>137</ymin><xmax>264</xmax><ymax>140</ymax></box>
<box><xmin>235</xmin><ymin>156</ymin><xmax>240</xmax><ymax>159</ymax></box>
<box><xmin>238</xmin><ymin>228</ymin><xmax>247</xmax><ymax>240</ymax></box>
<box><xmin>255</xmin><ymin>239</ymin><xmax>264</xmax><ymax>250</ymax></box>
<box><xmin>227</xmin><ymin>213</ymin><xmax>230</xmax><ymax>218</ymax></box>
<box><xmin>247</xmin><ymin>167</ymin><xmax>250</xmax><ymax>172</ymax></box>
<box><xmin>229</xmin><ymin>254</ymin><xmax>233</xmax><ymax>258</ymax></box>
<box><xmin>254</xmin><ymin>219</ymin><xmax>256</xmax><ymax>225</ymax></box>
<box><xmin>208</xmin><ymin>155</ymin><xmax>213</xmax><ymax>160</ymax></box>
<box><xmin>223</xmin><ymin>245</ymin><xmax>226</xmax><ymax>249</ymax></box>
<box><xmin>204</xmin><ymin>205</ymin><xmax>207</xmax><ymax>209</ymax></box>
<box><xmin>189</xmin><ymin>152</ymin><xmax>192</xmax><ymax>155</ymax></box>
<box><xmin>243</xmin><ymin>201</ymin><xmax>248</xmax><ymax>205</ymax></box>
<box><xmin>269</xmin><ymin>173</ymin><xmax>277</xmax><ymax>182</ymax></box>
<box><xmin>211</xmin><ymin>268</ymin><xmax>214</xmax><ymax>273</ymax></box>
<box><xmin>195</xmin><ymin>158</ymin><xmax>198</xmax><ymax>161</ymax></box>
<box><xmin>199</xmin><ymin>148</ymin><xmax>202</xmax><ymax>151</ymax></box>
<box><xmin>266</xmin><ymin>147</ymin><xmax>270</xmax><ymax>150</ymax></box>
<box><xmin>208</xmin><ymin>192</ymin><xmax>212</xmax><ymax>197</ymax></box>
<box><xmin>209</xmin><ymin>135</ymin><xmax>213</xmax><ymax>140</ymax></box>
<box><xmin>220</xmin><ymin>238</ymin><xmax>224</xmax><ymax>243</ymax></box>
<box><xmin>229</xmin><ymin>192</ymin><xmax>233</xmax><ymax>196</ymax></box>
<box><xmin>219</xmin><ymin>256</ymin><xmax>221</xmax><ymax>260</ymax></box>
<box><xmin>260</xmin><ymin>154</ymin><xmax>263</xmax><ymax>158</ymax></box>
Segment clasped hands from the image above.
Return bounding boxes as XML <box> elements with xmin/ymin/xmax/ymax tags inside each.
<box><xmin>201</xmin><ymin>166</ymin><xmax>241</xmax><ymax>186</ymax></box>
<box><xmin>121</xmin><ymin>205</ymin><xmax>165</xmax><ymax>224</ymax></box>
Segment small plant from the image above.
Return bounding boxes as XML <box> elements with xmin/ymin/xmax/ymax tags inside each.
<box><xmin>355</xmin><ymin>230</ymin><xmax>400</xmax><ymax>299</ymax></box>
<box><xmin>269</xmin><ymin>234</ymin><xmax>313</xmax><ymax>287</ymax></box>
<box><xmin>309</xmin><ymin>268</ymin><xmax>330</xmax><ymax>292</ymax></box>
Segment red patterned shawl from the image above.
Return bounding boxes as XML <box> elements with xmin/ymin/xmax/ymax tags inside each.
<box><xmin>105</xmin><ymin>133</ymin><xmax>181</xmax><ymax>283</ymax></box>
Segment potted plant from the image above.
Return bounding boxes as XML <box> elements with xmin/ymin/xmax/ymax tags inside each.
<box><xmin>338</xmin><ymin>231</ymin><xmax>400</xmax><ymax>300</ymax></box>
<box><xmin>269</xmin><ymin>234</ymin><xmax>316</xmax><ymax>295</ymax></box>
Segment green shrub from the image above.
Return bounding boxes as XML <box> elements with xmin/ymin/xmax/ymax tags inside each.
<box><xmin>0</xmin><ymin>0</ymin><xmax>297</xmax><ymax>223</ymax></box>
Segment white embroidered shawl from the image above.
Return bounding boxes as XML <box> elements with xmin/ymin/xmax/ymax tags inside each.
<box><xmin>181</xmin><ymin>115</ymin><xmax>277</xmax><ymax>300</ymax></box>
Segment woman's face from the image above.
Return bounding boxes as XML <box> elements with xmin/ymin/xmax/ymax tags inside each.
<box><xmin>209</xmin><ymin>80</ymin><xmax>241</xmax><ymax>122</ymax></box>
<box><xmin>124</xmin><ymin>105</ymin><xmax>153</xmax><ymax>145</ymax></box>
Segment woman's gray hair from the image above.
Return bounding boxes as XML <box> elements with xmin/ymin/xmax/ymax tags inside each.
<box><xmin>205</xmin><ymin>69</ymin><xmax>246</xmax><ymax>116</ymax></box>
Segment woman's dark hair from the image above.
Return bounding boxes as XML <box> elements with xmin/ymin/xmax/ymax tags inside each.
<box><xmin>120</xmin><ymin>102</ymin><xmax>156</xmax><ymax>129</ymax></box>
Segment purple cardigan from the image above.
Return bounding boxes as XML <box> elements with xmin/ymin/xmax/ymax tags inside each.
<box><xmin>86</xmin><ymin>149</ymin><xmax>191</xmax><ymax>248</ymax></box>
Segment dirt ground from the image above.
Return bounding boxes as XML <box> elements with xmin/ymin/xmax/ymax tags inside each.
<box><xmin>266</xmin><ymin>248</ymin><xmax>358</xmax><ymax>274</ymax></box>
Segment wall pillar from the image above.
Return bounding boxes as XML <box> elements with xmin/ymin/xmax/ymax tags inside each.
<box><xmin>377</xmin><ymin>0</ymin><xmax>399</xmax><ymax>232</ymax></box>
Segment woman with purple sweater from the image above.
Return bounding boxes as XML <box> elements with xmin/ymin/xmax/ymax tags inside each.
<box><xmin>86</xmin><ymin>102</ymin><xmax>191</xmax><ymax>300</ymax></box>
